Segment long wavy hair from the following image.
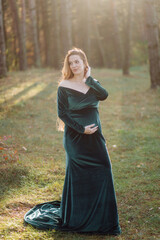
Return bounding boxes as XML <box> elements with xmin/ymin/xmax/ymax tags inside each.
<box><xmin>57</xmin><ymin>47</ymin><xmax>89</xmax><ymax>131</ymax></box>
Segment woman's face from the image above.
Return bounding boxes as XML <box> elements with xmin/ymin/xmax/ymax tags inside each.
<box><xmin>68</xmin><ymin>55</ymin><xmax>85</xmax><ymax>76</ymax></box>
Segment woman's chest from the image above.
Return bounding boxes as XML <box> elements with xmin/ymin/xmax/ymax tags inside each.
<box><xmin>66</xmin><ymin>90</ymin><xmax>99</xmax><ymax>111</ymax></box>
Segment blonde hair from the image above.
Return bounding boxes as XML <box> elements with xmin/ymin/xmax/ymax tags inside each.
<box><xmin>57</xmin><ymin>47</ymin><xmax>89</xmax><ymax>131</ymax></box>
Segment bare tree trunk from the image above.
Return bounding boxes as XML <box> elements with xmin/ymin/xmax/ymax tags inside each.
<box><xmin>91</xmin><ymin>1</ymin><xmax>108</xmax><ymax>67</ymax></box>
<box><xmin>36</xmin><ymin>0</ymin><xmax>40</xmax><ymax>44</ymax></box>
<box><xmin>123</xmin><ymin>0</ymin><xmax>134</xmax><ymax>75</ymax></box>
<box><xmin>40</xmin><ymin>0</ymin><xmax>50</xmax><ymax>66</ymax></box>
<box><xmin>50</xmin><ymin>0</ymin><xmax>61</xmax><ymax>69</ymax></box>
<box><xmin>0</xmin><ymin>0</ymin><xmax>7</xmax><ymax>77</ymax></box>
<box><xmin>109</xmin><ymin>0</ymin><xmax>123</xmax><ymax>68</ymax></box>
<box><xmin>29</xmin><ymin>0</ymin><xmax>41</xmax><ymax>67</ymax></box>
<box><xmin>94</xmin><ymin>19</ymin><xmax>108</xmax><ymax>67</ymax></box>
<box><xmin>84</xmin><ymin>0</ymin><xmax>91</xmax><ymax>58</ymax></box>
<box><xmin>144</xmin><ymin>0</ymin><xmax>160</xmax><ymax>88</ymax></box>
<box><xmin>60</xmin><ymin>0</ymin><xmax>72</xmax><ymax>56</ymax></box>
<box><xmin>78</xmin><ymin>0</ymin><xmax>91</xmax><ymax>57</ymax></box>
<box><xmin>9</xmin><ymin>0</ymin><xmax>25</xmax><ymax>70</ymax></box>
<box><xmin>21</xmin><ymin>0</ymin><xmax>27</xmax><ymax>70</ymax></box>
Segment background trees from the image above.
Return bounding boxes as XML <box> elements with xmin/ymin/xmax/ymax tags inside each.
<box><xmin>28</xmin><ymin>0</ymin><xmax>41</xmax><ymax>67</ymax></box>
<box><xmin>0</xmin><ymin>0</ymin><xmax>160</xmax><ymax>88</ymax></box>
<box><xmin>9</xmin><ymin>0</ymin><xmax>26</xmax><ymax>70</ymax></box>
<box><xmin>0</xmin><ymin>0</ymin><xmax>7</xmax><ymax>77</ymax></box>
<box><xmin>144</xmin><ymin>0</ymin><xmax>160</xmax><ymax>88</ymax></box>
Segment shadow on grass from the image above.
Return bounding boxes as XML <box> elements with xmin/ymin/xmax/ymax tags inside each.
<box><xmin>0</xmin><ymin>81</ymin><xmax>55</xmax><ymax>119</ymax></box>
<box><xmin>0</xmin><ymin>165</ymin><xmax>29</xmax><ymax>200</ymax></box>
<box><xmin>23</xmin><ymin>224</ymin><xmax>117</xmax><ymax>240</ymax></box>
<box><xmin>0</xmin><ymin>81</ymin><xmax>57</xmax><ymax>199</ymax></box>
<box><xmin>30</xmin><ymin>81</ymin><xmax>55</xmax><ymax>100</ymax></box>
<box><xmin>52</xmin><ymin>230</ymin><xmax>117</xmax><ymax>240</ymax></box>
<box><xmin>1</xmin><ymin>82</ymin><xmax>39</xmax><ymax>106</ymax></box>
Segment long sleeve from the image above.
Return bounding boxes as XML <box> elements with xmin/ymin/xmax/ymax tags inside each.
<box><xmin>85</xmin><ymin>76</ymin><xmax>108</xmax><ymax>101</ymax></box>
<box><xmin>57</xmin><ymin>87</ymin><xmax>85</xmax><ymax>134</ymax></box>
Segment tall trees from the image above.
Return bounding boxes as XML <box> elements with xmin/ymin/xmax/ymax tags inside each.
<box><xmin>60</xmin><ymin>0</ymin><xmax>72</xmax><ymax>56</ymax></box>
<box><xmin>0</xmin><ymin>0</ymin><xmax>7</xmax><ymax>78</ymax></box>
<box><xmin>82</xmin><ymin>0</ymin><xmax>91</xmax><ymax>57</ymax></box>
<box><xmin>9</xmin><ymin>0</ymin><xmax>26</xmax><ymax>70</ymax></box>
<box><xmin>50</xmin><ymin>0</ymin><xmax>61</xmax><ymax>69</ymax></box>
<box><xmin>77</xmin><ymin>0</ymin><xmax>91</xmax><ymax>57</ymax></box>
<box><xmin>109</xmin><ymin>0</ymin><xmax>123</xmax><ymax>69</ymax></box>
<box><xmin>91</xmin><ymin>0</ymin><xmax>108</xmax><ymax>67</ymax></box>
<box><xmin>21</xmin><ymin>0</ymin><xmax>27</xmax><ymax>70</ymax></box>
<box><xmin>123</xmin><ymin>0</ymin><xmax>134</xmax><ymax>75</ymax></box>
<box><xmin>144</xmin><ymin>0</ymin><xmax>160</xmax><ymax>88</ymax></box>
<box><xmin>40</xmin><ymin>0</ymin><xmax>50</xmax><ymax>66</ymax></box>
<box><xmin>29</xmin><ymin>0</ymin><xmax>41</xmax><ymax>67</ymax></box>
<box><xmin>1</xmin><ymin>0</ymin><xmax>160</xmax><ymax>74</ymax></box>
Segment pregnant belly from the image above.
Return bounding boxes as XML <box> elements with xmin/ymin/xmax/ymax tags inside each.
<box><xmin>64</xmin><ymin>125</ymin><xmax>108</xmax><ymax>168</ymax></box>
<box><xmin>69</xmin><ymin>108</ymin><xmax>100</xmax><ymax>127</ymax></box>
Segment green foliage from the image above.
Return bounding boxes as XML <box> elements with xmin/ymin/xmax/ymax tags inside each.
<box><xmin>0</xmin><ymin>67</ymin><xmax>159</xmax><ymax>239</ymax></box>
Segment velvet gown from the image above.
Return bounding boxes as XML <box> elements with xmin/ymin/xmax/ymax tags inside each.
<box><xmin>24</xmin><ymin>76</ymin><xmax>121</xmax><ymax>235</ymax></box>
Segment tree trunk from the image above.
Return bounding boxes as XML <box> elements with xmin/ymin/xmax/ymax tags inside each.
<box><xmin>21</xmin><ymin>0</ymin><xmax>27</xmax><ymax>70</ymax></box>
<box><xmin>93</xmin><ymin>19</ymin><xmax>108</xmax><ymax>67</ymax></box>
<box><xmin>50</xmin><ymin>0</ymin><xmax>61</xmax><ymax>69</ymax></box>
<box><xmin>60</xmin><ymin>0</ymin><xmax>72</xmax><ymax>56</ymax></box>
<box><xmin>91</xmin><ymin>1</ymin><xmax>108</xmax><ymax>67</ymax></box>
<box><xmin>123</xmin><ymin>0</ymin><xmax>134</xmax><ymax>75</ymax></box>
<box><xmin>0</xmin><ymin>0</ymin><xmax>7</xmax><ymax>78</ymax></box>
<box><xmin>109</xmin><ymin>0</ymin><xmax>123</xmax><ymax>69</ymax></box>
<box><xmin>77</xmin><ymin>0</ymin><xmax>91</xmax><ymax>57</ymax></box>
<box><xmin>144</xmin><ymin>0</ymin><xmax>160</xmax><ymax>88</ymax></box>
<box><xmin>9</xmin><ymin>0</ymin><xmax>25</xmax><ymax>70</ymax></box>
<box><xmin>29</xmin><ymin>0</ymin><xmax>41</xmax><ymax>67</ymax></box>
<box><xmin>40</xmin><ymin>0</ymin><xmax>50</xmax><ymax>66</ymax></box>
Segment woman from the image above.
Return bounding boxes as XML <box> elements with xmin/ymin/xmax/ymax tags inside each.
<box><xmin>24</xmin><ymin>48</ymin><xmax>121</xmax><ymax>235</ymax></box>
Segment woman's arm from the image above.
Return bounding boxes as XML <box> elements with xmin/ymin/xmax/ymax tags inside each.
<box><xmin>84</xmin><ymin>67</ymin><xmax>108</xmax><ymax>101</ymax></box>
<box><xmin>57</xmin><ymin>87</ymin><xmax>85</xmax><ymax>133</ymax></box>
<box><xmin>85</xmin><ymin>76</ymin><xmax>108</xmax><ymax>101</ymax></box>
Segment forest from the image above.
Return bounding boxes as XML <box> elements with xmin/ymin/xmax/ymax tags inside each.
<box><xmin>0</xmin><ymin>0</ymin><xmax>160</xmax><ymax>240</ymax></box>
<box><xmin>0</xmin><ymin>0</ymin><xmax>160</xmax><ymax>87</ymax></box>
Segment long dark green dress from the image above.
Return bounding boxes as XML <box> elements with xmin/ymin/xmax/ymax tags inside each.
<box><xmin>24</xmin><ymin>76</ymin><xmax>121</xmax><ymax>235</ymax></box>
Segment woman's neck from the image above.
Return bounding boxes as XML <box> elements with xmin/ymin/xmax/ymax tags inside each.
<box><xmin>72</xmin><ymin>73</ymin><xmax>84</xmax><ymax>82</ymax></box>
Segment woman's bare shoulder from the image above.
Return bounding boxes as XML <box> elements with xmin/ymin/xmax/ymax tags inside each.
<box><xmin>59</xmin><ymin>80</ymin><xmax>66</xmax><ymax>86</ymax></box>
<box><xmin>59</xmin><ymin>79</ymin><xmax>71</xmax><ymax>87</ymax></box>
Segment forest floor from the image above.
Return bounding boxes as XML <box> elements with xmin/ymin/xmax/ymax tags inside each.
<box><xmin>0</xmin><ymin>66</ymin><xmax>159</xmax><ymax>240</ymax></box>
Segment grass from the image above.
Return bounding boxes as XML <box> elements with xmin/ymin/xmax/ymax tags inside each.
<box><xmin>0</xmin><ymin>66</ymin><xmax>159</xmax><ymax>240</ymax></box>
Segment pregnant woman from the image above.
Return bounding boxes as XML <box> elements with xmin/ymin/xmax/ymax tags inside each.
<box><xmin>24</xmin><ymin>47</ymin><xmax>121</xmax><ymax>236</ymax></box>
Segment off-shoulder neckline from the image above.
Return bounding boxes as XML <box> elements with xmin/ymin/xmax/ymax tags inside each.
<box><xmin>58</xmin><ymin>86</ymin><xmax>91</xmax><ymax>95</ymax></box>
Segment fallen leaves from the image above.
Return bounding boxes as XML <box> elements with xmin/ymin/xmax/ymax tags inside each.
<box><xmin>0</xmin><ymin>135</ymin><xmax>20</xmax><ymax>164</ymax></box>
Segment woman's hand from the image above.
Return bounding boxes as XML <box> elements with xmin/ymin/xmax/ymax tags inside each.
<box><xmin>85</xmin><ymin>66</ymin><xmax>91</xmax><ymax>79</ymax></box>
<box><xmin>84</xmin><ymin>123</ymin><xmax>98</xmax><ymax>134</ymax></box>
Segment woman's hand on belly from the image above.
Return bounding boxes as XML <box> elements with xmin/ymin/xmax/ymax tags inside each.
<box><xmin>84</xmin><ymin>123</ymin><xmax>98</xmax><ymax>134</ymax></box>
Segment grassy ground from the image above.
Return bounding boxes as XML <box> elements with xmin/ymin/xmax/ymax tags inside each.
<box><xmin>0</xmin><ymin>66</ymin><xmax>159</xmax><ymax>240</ymax></box>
